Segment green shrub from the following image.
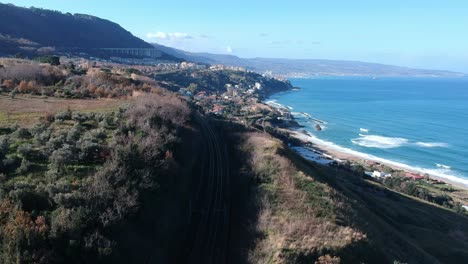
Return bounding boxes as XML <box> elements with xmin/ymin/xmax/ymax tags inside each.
<box><xmin>35</xmin><ymin>129</ymin><xmax>52</xmax><ymax>145</ymax></box>
<box><xmin>72</xmin><ymin>112</ymin><xmax>91</xmax><ymax>123</ymax></box>
<box><xmin>12</xmin><ymin>127</ymin><xmax>31</xmax><ymax>139</ymax></box>
<box><xmin>2</xmin><ymin>157</ymin><xmax>20</xmax><ymax>174</ymax></box>
<box><xmin>78</xmin><ymin>139</ymin><xmax>101</xmax><ymax>162</ymax></box>
<box><xmin>17</xmin><ymin>144</ymin><xmax>33</xmax><ymax>158</ymax></box>
<box><xmin>0</xmin><ymin>135</ymin><xmax>9</xmax><ymax>157</ymax></box>
<box><xmin>55</xmin><ymin>109</ymin><xmax>72</xmax><ymax>121</ymax></box>
<box><xmin>66</xmin><ymin>124</ymin><xmax>83</xmax><ymax>142</ymax></box>
<box><xmin>0</xmin><ymin>173</ymin><xmax>6</xmax><ymax>184</ymax></box>
<box><xmin>16</xmin><ymin>158</ymin><xmax>31</xmax><ymax>174</ymax></box>
<box><xmin>35</xmin><ymin>55</ymin><xmax>60</xmax><ymax>66</ymax></box>
<box><xmin>50</xmin><ymin>206</ymin><xmax>88</xmax><ymax>238</ymax></box>
<box><xmin>49</xmin><ymin>144</ymin><xmax>75</xmax><ymax>171</ymax></box>
<box><xmin>46</xmin><ymin>134</ymin><xmax>66</xmax><ymax>153</ymax></box>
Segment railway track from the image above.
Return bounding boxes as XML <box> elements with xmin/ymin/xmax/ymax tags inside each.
<box><xmin>189</xmin><ymin>115</ymin><xmax>230</xmax><ymax>263</ymax></box>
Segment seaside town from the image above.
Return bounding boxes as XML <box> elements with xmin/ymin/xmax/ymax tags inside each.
<box><xmin>81</xmin><ymin>56</ymin><xmax>468</xmax><ymax>213</ymax></box>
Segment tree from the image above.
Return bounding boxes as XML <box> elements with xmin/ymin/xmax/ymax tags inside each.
<box><xmin>453</xmin><ymin>202</ymin><xmax>467</xmax><ymax>214</ymax></box>
<box><xmin>187</xmin><ymin>83</ymin><xmax>198</xmax><ymax>93</ymax></box>
<box><xmin>10</xmin><ymin>87</ymin><xmax>18</xmax><ymax>99</ymax></box>
<box><xmin>18</xmin><ymin>80</ymin><xmax>28</xmax><ymax>93</ymax></box>
<box><xmin>35</xmin><ymin>55</ymin><xmax>60</xmax><ymax>66</ymax></box>
<box><xmin>50</xmin><ymin>145</ymin><xmax>75</xmax><ymax>172</ymax></box>
<box><xmin>16</xmin><ymin>158</ymin><xmax>31</xmax><ymax>174</ymax></box>
<box><xmin>14</xmin><ymin>52</ymin><xmax>25</xmax><ymax>59</ymax></box>
<box><xmin>2</xmin><ymin>79</ymin><xmax>15</xmax><ymax>90</ymax></box>
<box><xmin>0</xmin><ymin>135</ymin><xmax>9</xmax><ymax>158</ymax></box>
<box><xmin>354</xmin><ymin>165</ymin><xmax>365</xmax><ymax>176</ymax></box>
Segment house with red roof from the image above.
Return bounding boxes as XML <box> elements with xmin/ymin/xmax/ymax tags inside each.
<box><xmin>405</xmin><ymin>173</ymin><xmax>425</xmax><ymax>180</ymax></box>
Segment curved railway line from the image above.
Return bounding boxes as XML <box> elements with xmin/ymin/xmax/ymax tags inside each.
<box><xmin>188</xmin><ymin>114</ymin><xmax>230</xmax><ymax>263</ymax></box>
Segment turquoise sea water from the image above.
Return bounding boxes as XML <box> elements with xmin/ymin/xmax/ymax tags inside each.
<box><xmin>268</xmin><ymin>77</ymin><xmax>468</xmax><ymax>185</ymax></box>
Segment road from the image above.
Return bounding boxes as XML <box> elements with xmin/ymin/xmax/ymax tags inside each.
<box><xmin>188</xmin><ymin>114</ymin><xmax>230</xmax><ymax>263</ymax></box>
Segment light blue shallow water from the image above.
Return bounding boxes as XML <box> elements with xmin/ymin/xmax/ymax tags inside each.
<box><xmin>268</xmin><ymin>77</ymin><xmax>468</xmax><ymax>184</ymax></box>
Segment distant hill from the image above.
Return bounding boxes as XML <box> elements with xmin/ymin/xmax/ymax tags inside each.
<box><xmin>152</xmin><ymin>43</ymin><xmax>465</xmax><ymax>77</ymax></box>
<box><xmin>0</xmin><ymin>3</ymin><xmax>183</xmax><ymax>60</ymax></box>
<box><xmin>0</xmin><ymin>3</ymin><xmax>151</xmax><ymax>49</ymax></box>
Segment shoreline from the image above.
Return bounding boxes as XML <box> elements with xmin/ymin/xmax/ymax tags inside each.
<box><xmin>287</xmin><ymin>130</ymin><xmax>468</xmax><ymax>191</ymax></box>
<box><xmin>264</xmin><ymin>97</ymin><xmax>468</xmax><ymax>191</ymax></box>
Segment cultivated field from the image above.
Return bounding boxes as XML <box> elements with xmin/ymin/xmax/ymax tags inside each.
<box><xmin>0</xmin><ymin>94</ymin><xmax>131</xmax><ymax>127</ymax></box>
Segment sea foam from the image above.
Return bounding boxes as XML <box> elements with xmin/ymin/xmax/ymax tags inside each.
<box><xmin>352</xmin><ymin>134</ymin><xmax>409</xmax><ymax>149</ymax></box>
<box><xmin>436</xmin><ymin>163</ymin><xmax>451</xmax><ymax>169</ymax></box>
<box><xmin>416</xmin><ymin>142</ymin><xmax>449</xmax><ymax>148</ymax></box>
<box><xmin>292</xmin><ymin>130</ymin><xmax>468</xmax><ymax>186</ymax></box>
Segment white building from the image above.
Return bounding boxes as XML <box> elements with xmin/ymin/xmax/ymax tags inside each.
<box><xmin>371</xmin><ymin>171</ymin><xmax>391</xmax><ymax>178</ymax></box>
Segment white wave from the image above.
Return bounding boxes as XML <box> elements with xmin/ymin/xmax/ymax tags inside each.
<box><xmin>291</xmin><ymin>112</ymin><xmax>307</xmax><ymax>118</ymax></box>
<box><xmin>291</xmin><ymin>131</ymin><xmax>468</xmax><ymax>186</ymax></box>
<box><xmin>265</xmin><ymin>100</ymin><xmax>288</xmax><ymax>109</ymax></box>
<box><xmin>436</xmin><ymin>163</ymin><xmax>451</xmax><ymax>169</ymax></box>
<box><xmin>360</xmin><ymin>128</ymin><xmax>369</xmax><ymax>133</ymax></box>
<box><xmin>286</xmin><ymin>106</ymin><xmax>293</xmax><ymax>110</ymax></box>
<box><xmin>352</xmin><ymin>134</ymin><xmax>409</xmax><ymax>149</ymax></box>
<box><xmin>415</xmin><ymin>142</ymin><xmax>449</xmax><ymax>148</ymax></box>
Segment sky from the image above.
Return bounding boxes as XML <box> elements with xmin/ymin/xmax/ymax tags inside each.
<box><xmin>6</xmin><ymin>0</ymin><xmax>468</xmax><ymax>72</ymax></box>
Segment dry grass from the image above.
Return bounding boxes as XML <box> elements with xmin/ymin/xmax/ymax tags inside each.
<box><xmin>242</xmin><ymin>132</ymin><xmax>365</xmax><ymax>263</ymax></box>
<box><xmin>0</xmin><ymin>94</ymin><xmax>130</xmax><ymax>127</ymax></box>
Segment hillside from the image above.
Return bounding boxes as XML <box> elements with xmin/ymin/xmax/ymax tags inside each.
<box><xmin>0</xmin><ymin>3</ymin><xmax>168</xmax><ymax>60</ymax></box>
<box><xmin>152</xmin><ymin>43</ymin><xmax>465</xmax><ymax>78</ymax></box>
<box><xmin>0</xmin><ymin>58</ymin><xmax>468</xmax><ymax>263</ymax></box>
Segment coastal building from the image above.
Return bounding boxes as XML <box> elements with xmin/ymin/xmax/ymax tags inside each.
<box><xmin>405</xmin><ymin>173</ymin><xmax>425</xmax><ymax>180</ymax></box>
<box><xmin>371</xmin><ymin>171</ymin><xmax>391</xmax><ymax>178</ymax></box>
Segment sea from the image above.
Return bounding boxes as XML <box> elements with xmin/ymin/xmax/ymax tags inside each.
<box><xmin>267</xmin><ymin>77</ymin><xmax>468</xmax><ymax>185</ymax></box>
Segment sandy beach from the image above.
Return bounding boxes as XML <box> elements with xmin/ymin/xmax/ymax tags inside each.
<box><xmin>287</xmin><ymin>130</ymin><xmax>468</xmax><ymax>191</ymax></box>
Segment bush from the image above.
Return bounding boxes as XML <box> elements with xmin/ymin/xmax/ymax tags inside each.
<box><xmin>45</xmin><ymin>113</ymin><xmax>55</xmax><ymax>123</ymax></box>
<box><xmin>0</xmin><ymin>135</ymin><xmax>9</xmax><ymax>158</ymax></box>
<box><xmin>0</xmin><ymin>173</ymin><xmax>6</xmax><ymax>184</ymax></box>
<box><xmin>16</xmin><ymin>158</ymin><xmax>32</xmax><ymax>174</ymax></box>
<box><xmin>50</xmin><ymin>207</ymin><xmax>88</xmax><ymax>238</ymax></box>
<box><xmin>55</xmin><ymin>111</ymin><xmax>72</xmax><ymax>121</ymax></box>
<box><xmin>67</xmin><ymin>124</ymin><xmax>83</xmax><ymax>142</ymax></box>
<box><xmin>78</xmin><ymin>139</ymin><xmax>101</xmax><ymax>162</ymax></box>
<box><xmin>2</xmin><ymin>157</ymin><xmax>20</xmax><ymax>174</ymax></box>
<box><xmin>35</xmin><ymin>55</ymin><xmax>60</xmax><ymax>66</ymax></box>
<box><xmin>17</xmin><ymin>144</ymin><xmax>33</xmax><ymax>158</ymax></box>
<box><xmin>35</xmin><ymin>129</ymin><xmax>52</xmax><ymax>145</ymax></box>
<box><xmin>50</xmin><ymin>145</ymin><xmax>75</xmax><ymax>171</ymax></box>
<box><xmin>12</xmin><ymin>127</ymin><xmax>31</xmax><ymax>139</ymax></box>
<box><xmin>72</xmin><ymin>112</ymin><xmax>91</xmax><ymax>123</ymax></box>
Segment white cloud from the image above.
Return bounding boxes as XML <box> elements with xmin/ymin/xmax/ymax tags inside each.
<box><xmin>146</xmin><ymin>32</ymin><xmax>167</xmax><ymax>39</ymax></box>
<box><xmin>226</xmin><ymin>46</ymin><xmax>233</xmax><ymax>53</ymax></box>
<box><xmin>146</xmin><ymin>32</ymin><xmax>192</xmax><ymax>40</ymax></box>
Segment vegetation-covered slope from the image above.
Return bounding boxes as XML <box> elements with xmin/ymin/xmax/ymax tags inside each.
<box><xmin>1</xmin><ymin>57</ymin><xmax>467</xmax><ymax>263</ymax></box>
<box><xmin>0</xmin><ymin>91</ymin><xmax>197</xmax><ymax>263</ymax></box>
<box><xmin>229</xmin><ymin>130</ymin><xmax>468</xmax><ymax>263</ymax></box>
<box><xmin>0</xmin><ymin>3</ymin><xmax>152</xmax><ymax>50</ymax></box>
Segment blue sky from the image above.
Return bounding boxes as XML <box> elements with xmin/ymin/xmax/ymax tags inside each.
<box><xmin>6</xmin><ymin>0</ymin><xmax>468</xmax><ymax>72</ymax></box>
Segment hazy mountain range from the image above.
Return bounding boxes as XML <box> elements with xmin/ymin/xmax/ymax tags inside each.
<box><xmin>152</xmin><ymin>43</ymin><xmax>465</xmax><ymax>77</ymax></box>
<box><xmin>0</xmin><ymin>3</ymin><xmax>464</xmax><ymax>77</ymax></box>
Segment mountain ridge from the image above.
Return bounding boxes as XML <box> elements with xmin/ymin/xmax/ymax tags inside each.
<box><xmin>0</xmin><ymin>3</ymin><xmax>463</xmax><ymax>77</ymax></box>
<box><xmin>0</xmin><ymin>3</ymin><xmax>152</xmax><ymax>49</ymax></box>
<box><xmin>152</xmin><ymin>43</ymin><xmax>465</xmax><ymax>77</ymax></box>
